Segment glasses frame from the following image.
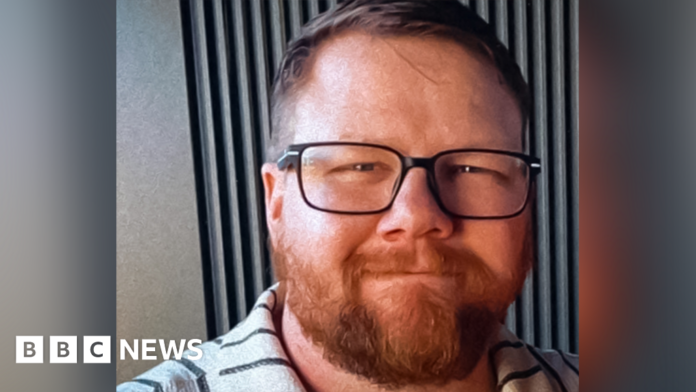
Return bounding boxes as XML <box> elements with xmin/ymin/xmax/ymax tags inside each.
<box><xmin>277</xmin><ymin>142</ymin><xmax>542</xmax><ymax>219</ymax></box>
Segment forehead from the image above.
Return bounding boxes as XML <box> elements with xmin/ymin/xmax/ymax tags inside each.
<box><xmin>290</xmin><ymin>32</ymin><xmax>523</xmax><ymax>155</ymax></box>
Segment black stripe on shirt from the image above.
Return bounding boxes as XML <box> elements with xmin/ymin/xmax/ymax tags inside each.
<box><xmin>219</xmin><ymin>357</ymin><xmax>294</xmax><ymax>376</ymax></box>
<box><xmin>270</xmin><ymin>289</ymin><xmax>278</xmax><ymax>312</ymax></box>
<box><xmin>132</xmin><ymin>378</ymin><xmax>163</xmax><ymax>392</ymax></box>
<box><xmin>497</xmin><ymin>365</ymin><xmax>542</xmax><ymax>391</ymax></box>
<box><xmin>489</xmin><ymin>340</ymin><xmax>525</xmax><ymax>358</ymax></box>
<box><xmin>177</xmin><ymin>358</ymin><xmax>210</xmax><ymax>392</ymax></box>
<box><xmin>177</xmin><ymin>357</ymin><xmax>205</xmax><ymax>378</ymax></box>
<box><xmin>526</xmin><ymin>345</ymin><xmax>569</xmax><ymax>392</ymax></box>
<box><xmin>253</xmin><ymin>303</ymin><xmax>272</xmax><ymax>312</ymax></box>
<box><xmin>220</xmin><ymin>328</ymin><xmax>277</xmax><ymax>349</ymax></box>
<box><xmin>251</xmin><ymin>289</ymin><xmax>278</xmax><ymax>313</ymax></box>
<box><xmin>557</xmin><ymin>350</ymin><xmax>579</xmax><ymax>376</ymax></box>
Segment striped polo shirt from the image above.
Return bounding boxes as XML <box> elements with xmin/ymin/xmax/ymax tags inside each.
<box><xmin>118</xmin><ymin>285</ymin><xmax>579</xmax><ymax>392</ymax></box>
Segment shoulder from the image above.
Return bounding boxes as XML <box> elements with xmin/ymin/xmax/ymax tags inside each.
<box><xmin>526</xmin><ymin>346</ymin><xmax>579</xmax><ymax>392</ymax></box>
<box><xmin>491</xmin><ymin>327</ymin><xmax>579</xmax><ymax>392</ymax></box>
<box><xmin>117</xmin><ymin>285</ymin><xmax>305</xmax><ymax>392</ymax></box>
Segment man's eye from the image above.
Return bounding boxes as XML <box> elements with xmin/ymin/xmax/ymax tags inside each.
<box><xmin>455</xmin><ymin>165</ymin><xmax>486</xmax><ymax>174</ymax></box>
<box><xmin>332</xmin><ymin>162</ymin><xmax>378</xmax><ymax>172</ymax></box>
<box><xmin>350</xmin><ymin>163</ymin><xmax>375</xmax><ymax>171</ymax></box>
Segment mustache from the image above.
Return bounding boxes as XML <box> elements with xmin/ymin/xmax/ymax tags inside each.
<box><xmin>341</xmin><ymin>245</ymin><xmax>497</xmax><ymax>302</ymax></box>
<box><xmin>354</xmin><ymin>246</ymin><xmax>484</xmax><ymax>275</ymax></box>
<box><xmin>347</xmin><ymin>245</ymin><xmax>490</xmax><ymax>275</ymax></box>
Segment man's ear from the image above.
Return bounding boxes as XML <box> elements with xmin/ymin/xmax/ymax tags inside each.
<box><xmin>262</xmin><ymin>163</ymin><xmax>284</xmax><ymax>244</ymax></box>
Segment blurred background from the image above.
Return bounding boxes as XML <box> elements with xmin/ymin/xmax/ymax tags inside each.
<box><xmin>117</xmin><ymin>0</ymin><xmax>578</xmax><ymax>383</ymax></box>
<box><xmin>2</xmin><ymin>0</ymin><xmax>696</xmax><ymax>391</ymax></box>
<box><xmin>0</xmin><ymin>1</ymin><xmax>116</xmax><ymax>391</ymax></box>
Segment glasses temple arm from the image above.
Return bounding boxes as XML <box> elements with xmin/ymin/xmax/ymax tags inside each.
<box><xmin>530</xmin><ymin>162</ymin><xmax>541</xmax><ymax>176</ymax></box>
<box><xmin>277</xmin><ymin>150</ymin><xmax>299</xmax><ymax>170</ymax></box>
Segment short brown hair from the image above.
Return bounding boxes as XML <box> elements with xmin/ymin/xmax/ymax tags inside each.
<box><xmin>268</xmin><ymin>0</ymin><xmax>530</xmax><ymax>161</ymax></box>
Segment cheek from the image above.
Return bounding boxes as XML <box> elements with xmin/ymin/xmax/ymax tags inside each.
<box><xmin>281</xmin><ymin>181</ymin><xmax>378</xmax><ymax>274</ymax></box>
<box><xmin>462</xmin><ymin>212</ymin><xmax>531</xmax><ymax>279</ymax></box>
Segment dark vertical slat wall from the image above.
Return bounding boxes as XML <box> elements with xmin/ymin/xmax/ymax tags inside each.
<box><xmin>530</xmin><ymin>0</ymin><xmax>553</xmax><ymax>351</ymax></box>
<box><xmin>268</xmin><ymin>1</ymin><xmax>287</xmax><ymax>77</ymax></box>
<box><xmin>510</xmin><ymin>0</ymin><xmax>537</xmax><ymax>347</ymax></box>
<box><xmin>308</xmin><ymin>0</ymin><xmax>321</xmax><ymax>18</ymax></box>
<box><xmin>475</xmin><ymin>0</ymin><xmax>489</xmax><ymax>22</ymax></box>
<box><xmin>228</xmin><ymin>0</ymin><xmax>269</xmax><ymax>306</ymax></box>
<box><xmin>569</xmin><ymin>0</ymin><xmax>579</xmax><ymax>354</ymax></box>
<box><xmin>495</xmin><ymin>1</ymin><xmax>508</xmax><ymax>47</ymax></box>
<box><xmin>179</xmin><ymin>0</ymin><xmax>230</xmax><ymax>338</ymax></box>
<box><xmin>550</xmin><ymin>0</ymin><xmax>570</xmax><ymax>353</ymax></box>
<box><xmin>493</xmin><ymin>0</ymin><xmax>516</xmax><ymax>338</ymax></box>
<box><xmin>180</xmin><ymin>0</ymin><xmax>579</xmax><ymax>354</ymax></box>
<box><xmin>287</xmin><ymin>0</ymin><xmax>303</xmax><ymax>39</ymax></box>
<box><xmin>210</xmin><ymin>0</ymin><xmax>247</xmax><ymax>325</ymax></box>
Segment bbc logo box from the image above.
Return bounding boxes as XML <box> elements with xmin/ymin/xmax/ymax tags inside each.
<box><xmin>83</xmin><ymin>336</ymin><xmax>110</xmax><ymax>363</ymax></box>
<box><xmin>49</xmin><ymin>336</ymin><xmax>77</xmax><ymax>363</ymax></box>
<box><xmin>16</xmin><ymin>336</ymin><xmax>43</xmax><ymax>363</ymax></box>
<box><xmin>16</xmin><ymin>336</ymin><xmax>111</xmax><ymax>363</ymax></box>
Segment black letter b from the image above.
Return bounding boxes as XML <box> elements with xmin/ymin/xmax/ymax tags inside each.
<box><xmin>24</xmin><ymin>342</ymin><xmax>35</xmax><ymax>358</ymax></box>
<box><xmin>58</xmin><ymin>342</ymin><xmax>69</xmax><ymax>358</ymax></box>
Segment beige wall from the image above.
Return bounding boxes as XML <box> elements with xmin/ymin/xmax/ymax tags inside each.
<box><xmin>117</xmin><ymin>0</ymin><xmax>207</xmax><ymax>384</ymax></box>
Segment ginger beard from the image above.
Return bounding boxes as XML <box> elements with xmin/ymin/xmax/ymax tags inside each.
<box><xmin>274</xmin><ymin>235</ymin><xmax>531</xmax><ymax>388</ymax></box>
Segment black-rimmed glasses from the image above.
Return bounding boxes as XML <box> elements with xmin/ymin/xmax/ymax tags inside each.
<box><xmin>277</xmin><ymin>142</ymin><xmax>541</xmax><ymax>219</ymax></box>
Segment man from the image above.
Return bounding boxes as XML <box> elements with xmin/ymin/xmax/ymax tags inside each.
<box><xmin>118</xmin><ymin>1</ymin><xmax>578</xmax><ymax>391</ymax></box>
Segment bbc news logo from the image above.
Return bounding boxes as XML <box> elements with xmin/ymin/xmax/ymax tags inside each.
<box><xmin>16</xmin><ymin>336</ymin><xmax>202</xmax><ymax>363</ymax></box>
<box><xmin>16</xmin><ymin>336</ymin><xmax>110</xmax><ymax>364</ymax></box>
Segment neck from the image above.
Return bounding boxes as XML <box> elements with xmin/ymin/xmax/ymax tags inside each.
<box><xmin>279</xmin><ymin>294</ymin><xmax>498</xmax><ymax>392</ymax></box>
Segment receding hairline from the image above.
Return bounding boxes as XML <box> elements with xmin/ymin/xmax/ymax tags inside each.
<box><xmin>270</xmin><ymin>29</ymin><xmax>524</xmax><ymax>161</ymax></box>
<box><xmin>306</xmin><ymin>30</ymin><xmax>501</xmax><ymax>86</ymax></box>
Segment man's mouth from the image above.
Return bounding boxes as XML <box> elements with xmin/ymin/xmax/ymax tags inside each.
<box><xmin>360</xmin><ymin>271</ymin><xmax>463</xmax><ymax>290</ymax></box>
<box><xmin>361</xmin><ymin>269</ymin><xmax>464</xmax><ymax>278</ymax></box>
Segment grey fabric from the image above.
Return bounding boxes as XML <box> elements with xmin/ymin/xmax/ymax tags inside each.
<box><xmin>117</xmin><ymin>285</ymin><xmax>578</xmax><ymax>392</ymax></box>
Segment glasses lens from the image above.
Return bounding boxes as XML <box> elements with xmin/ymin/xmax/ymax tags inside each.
<box><xmin>300</xmin><ymin>145</ymin><xmax>401</xmax><ymax>212</ymax></box>
<box><xmin>434</xmin><ymin>152</ymin><xmax>530</xmax><ymax>217</ymax></box>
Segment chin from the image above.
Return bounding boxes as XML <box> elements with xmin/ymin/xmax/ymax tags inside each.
<box><xmin>361</xmin><ymin>280</ymin><xmax>455</xmax><ymax>329</ymax></box>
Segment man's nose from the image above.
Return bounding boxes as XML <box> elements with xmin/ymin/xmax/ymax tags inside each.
<box><xmin>376</xmin><ymin>168</ymin><xmax>454</xmax><ymax>241</ymax></box>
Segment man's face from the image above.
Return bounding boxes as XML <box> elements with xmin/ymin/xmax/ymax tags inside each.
<box><xmin>263</xmin><ymin>33</ymin><xmax>532</xmax><ymax>386</ymax></box>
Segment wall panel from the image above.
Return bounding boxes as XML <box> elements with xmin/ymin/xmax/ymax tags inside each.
<box><xmin>116</xmin><ymin>0</ymin><xmax>207</xmax><ymax>382</ymax></box>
